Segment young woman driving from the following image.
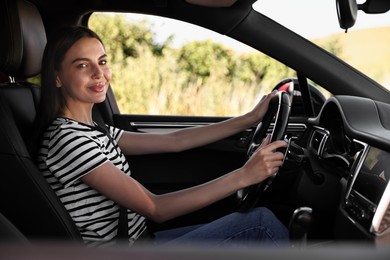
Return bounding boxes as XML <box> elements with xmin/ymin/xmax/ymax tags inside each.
<box><xmin>35</xmin><ymin>26</ymin><xmax>288</xmax><ymax>247</ymax></box>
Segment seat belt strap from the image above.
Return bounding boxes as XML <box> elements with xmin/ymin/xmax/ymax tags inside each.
<box><xmin>93</xmin><ymin>118</ymin><xmax>128</xmax><ymax>239</ymax></box>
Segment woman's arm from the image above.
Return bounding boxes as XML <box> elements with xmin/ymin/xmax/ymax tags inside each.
<box><xmin>82</xmin><ymin>137</ymin><xmax>286</xmax><ymax>223</ymax></box>
<box><xmin>118</xmin><ymin>91</ymin><xmax>278</xmax><ymax>155</ymax></box>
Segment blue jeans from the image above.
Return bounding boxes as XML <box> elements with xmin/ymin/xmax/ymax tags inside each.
<box><xmin>153</xmin><ymin>207</ymin><xmax>289</xmax><ymax>248</ymax></box>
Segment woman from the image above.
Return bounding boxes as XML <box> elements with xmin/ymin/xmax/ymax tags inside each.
<box><xmin>35</xmin><ymin>26</ymin><xmax>288</xmax><ymax>247</ymax></box>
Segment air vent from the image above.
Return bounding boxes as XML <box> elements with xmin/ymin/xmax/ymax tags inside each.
<box><xmin>310</xmin><ymin>129</ymin><xmax>329</xmax><ymax>157</ymax></box>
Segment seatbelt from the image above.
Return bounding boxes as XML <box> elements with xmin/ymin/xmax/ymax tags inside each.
<box><xmin>117</xmin><ymin>208</ymin><xmax>129</xmax><ymax>239</ymax></box>
<box><xmin>93</xmin><ymin>117</ymin><xmax>128</xmax><ymax>239</ymax></box>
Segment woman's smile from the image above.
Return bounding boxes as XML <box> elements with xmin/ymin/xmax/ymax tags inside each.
<box><xmin>89</xmin><ymin>82</ymin><xmax>106</xmax><ymax>93</ymax></box>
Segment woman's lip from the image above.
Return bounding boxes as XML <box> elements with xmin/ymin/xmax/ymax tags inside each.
<box><xmin>89</xmin><ymin>83</ymin><xmax>105</xmax><ymax>92</ymax></box>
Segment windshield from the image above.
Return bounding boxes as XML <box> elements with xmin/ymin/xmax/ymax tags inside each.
<box><xmin>254</xmin><ymin>0</ymin><xmax>390</xmax><ymax>89</ymax></box>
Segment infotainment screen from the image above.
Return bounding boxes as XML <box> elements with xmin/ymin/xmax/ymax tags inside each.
<box><xmin>353</xmin><ymin>146</ymin><xmax>389</xmax><ymax>206</ymax></box>
<box><xmin>344</xmin><ymin>145</ymin><xmax>390</xmax><ymax>232</ymax></box>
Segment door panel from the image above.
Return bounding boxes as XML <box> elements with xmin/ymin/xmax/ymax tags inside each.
<box><xmin>114</xmin><ymin>114</ymin><xmax>249</xmax><ymax>229</ymax></box>
<box><xmin>114</xmin><ymin>114</ymin><xmax>248</xmax><ymax>192</ymax></box>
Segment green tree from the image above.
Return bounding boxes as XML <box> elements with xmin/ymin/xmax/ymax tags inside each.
<box><xmin>178</xmin><ymin>40</ymin><xmax>232</xmax><ymax>81</ymax></box>
<box><xmin>89</xmin><ymin>14</ymin><xmax>171</xmax><ymax>64</ymax></box>
<box><xmin>233</xmin><ymin>53</ymin><xmax>268</xmax><ymax>83</ymax></box>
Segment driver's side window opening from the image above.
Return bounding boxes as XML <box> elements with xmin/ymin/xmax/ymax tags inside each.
<box><xmin>89</xmin><ymin>12</ymin><xmax>302</xmax><ymax>116</ymax></box>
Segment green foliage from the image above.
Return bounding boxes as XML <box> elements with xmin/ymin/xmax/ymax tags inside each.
<box><xmin>178</xmin><ymin>40</ymin><xmax>232</xmax><ymax>80</ymax></box>
<box><xmin>89</xmin><ymin>14</ymin><xmax>167</xmax><ymax>64</ymax></box>
<box><xmin>88</xmin><ymin>13</ymin><xmax>295</xmax><ymax>116</ymax></box>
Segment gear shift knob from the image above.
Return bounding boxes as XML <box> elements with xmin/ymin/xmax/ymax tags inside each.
<box><xmin>289</xmin><ymin>207</ymin><xmax>313</xmax><ymax>247</ymax></box>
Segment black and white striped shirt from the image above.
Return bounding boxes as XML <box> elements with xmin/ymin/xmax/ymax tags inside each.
<box><xmin>38</xmin><ymin>117</ymin><xmax>146</xmax><ymax>247</ymax></box>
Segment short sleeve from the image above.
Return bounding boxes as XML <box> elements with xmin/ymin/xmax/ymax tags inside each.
<box><xmin>108</xmin><ymin>125</ymin><xmax>124</xmax><ymax>143</ymax></box>
<box><xmin>46</xmin><ymin>127</ymin><xmax>108</xmax><ymax>188</ymax></box>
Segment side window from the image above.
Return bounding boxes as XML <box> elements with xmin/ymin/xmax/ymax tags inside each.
<box><xmin>89</xmin><ymin>12</ymin><xmax>297</xmax><ymax>116</ymax></box>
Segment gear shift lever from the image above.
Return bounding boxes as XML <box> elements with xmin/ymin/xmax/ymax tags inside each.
<box><xmin>288</xmin><ymin>207</ymin><xmax>313</xmax><ymax>247</ymax></box>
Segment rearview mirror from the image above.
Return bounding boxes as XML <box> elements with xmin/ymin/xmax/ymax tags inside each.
<box><xmin>336</xmin><ymin>0</ymin><xmax>390</xmax><ymax>31</ymax></box>
<box><xmin>336</xmin><ymin>0</ymin><xmax>358</xmax><ymax>31</ymax></box>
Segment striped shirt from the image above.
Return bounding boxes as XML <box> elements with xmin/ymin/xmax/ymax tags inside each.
<box><xmin>38</xmin><ymin>117</ymin><xmax>146</xmax><ymax>247</ymax></box>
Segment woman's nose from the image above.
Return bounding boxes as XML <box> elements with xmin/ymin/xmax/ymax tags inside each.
<box><xmin>92</xmin><ymin>64</ymin><xmax>103</xmax><ymax>78</ymax></box>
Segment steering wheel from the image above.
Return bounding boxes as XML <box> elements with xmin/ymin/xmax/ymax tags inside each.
<box><xmin>237</xmin><ymin>84</ymin><xmax>293</xmax><ymax>212</ymax></box>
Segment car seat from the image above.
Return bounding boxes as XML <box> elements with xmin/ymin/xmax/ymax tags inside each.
<box><xmin>0</xmin><ymin>212</ymin><xmax>29</xmax><ymax>243</ymax></box>
<box><xmin>0</xmin><ymin>0</ymin><xmax>81</xmax><ymax>241</ymax></box>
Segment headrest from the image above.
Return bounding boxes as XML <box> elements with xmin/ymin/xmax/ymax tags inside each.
<box><xmin>0</xmin><ymin>0</ymin><xmax>46</xmax><ymax>78</ymax></box>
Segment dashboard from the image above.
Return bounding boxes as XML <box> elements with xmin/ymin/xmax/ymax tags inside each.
<box><xmin>307</xmin><ymin>95</ymin><xmax>390</xmax><ymax>242</ymax></box>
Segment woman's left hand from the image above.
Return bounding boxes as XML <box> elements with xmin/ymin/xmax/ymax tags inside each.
<box><xmin>247</xmin><ymin>90</ymin><xmax>278</xmax><ymax>125</ymax></box>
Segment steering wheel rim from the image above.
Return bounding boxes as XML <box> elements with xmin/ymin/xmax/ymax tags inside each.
<box><xmin>237</xmin><ymin>89</ymin><xmax>292</xmax><ymax>212</ymax></box>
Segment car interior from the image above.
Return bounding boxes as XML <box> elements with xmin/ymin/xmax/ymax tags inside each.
<box><xmin>1</xmin><ymin>0</ymin><xmax>390</xmax><ymax>256</ymax></box>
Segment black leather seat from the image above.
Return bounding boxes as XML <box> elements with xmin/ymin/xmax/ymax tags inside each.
<box><xmin>0</xmin><ymin>212</ymin><xmax>29</xmax><ymax>243</ymax></box>
<box><xmin>0</xmin><ymin>0</ymin><xmax>81</xmax><ymax>241</ymax></box>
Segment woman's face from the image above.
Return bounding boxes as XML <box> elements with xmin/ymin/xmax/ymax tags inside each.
<box><xmin>55</xmin><ymin>37</ymin><xmax>112</xmax><ymax>109</ymax></box>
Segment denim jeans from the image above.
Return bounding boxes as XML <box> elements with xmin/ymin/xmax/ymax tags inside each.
<box><xmin>153</xmin><ymin>207</ymin><xmax>289</xmax><ymax>248</ymax></box>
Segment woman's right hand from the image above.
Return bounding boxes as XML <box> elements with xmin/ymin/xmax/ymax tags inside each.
<box><xmin>240</xmin><ymin>135</ymin><xmax>287</xmax><ymax>187</ymax></box>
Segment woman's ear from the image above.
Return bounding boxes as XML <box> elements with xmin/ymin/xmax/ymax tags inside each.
<box><xmin>55</xmin><ymin>73</ymin><xmax>62</xmax><ymax>88</ymax></box>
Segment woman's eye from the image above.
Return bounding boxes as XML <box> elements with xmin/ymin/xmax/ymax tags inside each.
<box><xmin>100</xmin><ymin>60</ymin><xmax>108</xmax><ymax>65</ymax></box>
<box><xmin>77</xmin><ymin>63</ymin><xmax>87</xmax><ymax>68</ymax></box>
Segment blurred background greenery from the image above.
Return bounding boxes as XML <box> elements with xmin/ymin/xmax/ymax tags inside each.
<box><xmin>89</xmin><ymin>13</ymin><xmax>300</xmax><ymax>116</ymax></box>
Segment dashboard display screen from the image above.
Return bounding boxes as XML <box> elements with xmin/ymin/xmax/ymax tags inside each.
<box><xmin>353</xmin><ymin>146</ymin><xmax>390</xmax><ymax>205</ymax></box>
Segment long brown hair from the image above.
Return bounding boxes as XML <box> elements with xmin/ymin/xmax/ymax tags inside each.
<box><xmin>31</xmin><ymin>26</ymin><xmax>104</xmax><ymax>158</ymax></box>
